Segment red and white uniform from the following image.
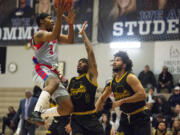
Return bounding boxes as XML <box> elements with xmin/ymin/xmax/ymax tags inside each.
<box><xmin>31</xmin><ymin>33</ymin><xmax>59</xmax><ymax>88</ymax></box>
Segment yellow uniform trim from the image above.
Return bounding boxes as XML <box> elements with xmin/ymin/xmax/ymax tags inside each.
<box><xmin>122</xmin><ymin>106</ymin><xmax>147</xmax><ymax>115</ymax></box>
<box><xmin>116</xmin><ymin>131</ymin><xmax>125</xmax><ymax>135</ymax></box>
<box><xmin>49</xmin><ymin>103</ymin><xmax>56</xmax><ymax>108</ymax></box>
<box><xmin>73</xmin><ymin>73</ymin><xmax>98</xmax><ymax>87</ymax></box>
<box><xmin>46</xmin><ymin>130</ymin><xmax>52</xmax><ymax>134</ymax></box>
<box><xmin>115</xmin><ymin>72</ymin><xmax>128</xmax><ymax>83</ymax></box>
<box><xmin>75</xmin><ymin>73</ymin><xmax>86</xmax><ymax>80</ymax></box>
<box><xmin>85</xmin><ymin>74</ymin><xmax>98</xmax><ymax>87</ymax></box>
<box><xmin>72</xmin><ymin>109</ymin><xmax>96</xmax><ymax>115</ymax></box>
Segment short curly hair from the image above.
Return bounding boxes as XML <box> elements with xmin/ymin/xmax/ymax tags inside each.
<box><xmin>114</xmin><ymin>51</ymin><xmax>133</xmax><ymax>72</ymax></box>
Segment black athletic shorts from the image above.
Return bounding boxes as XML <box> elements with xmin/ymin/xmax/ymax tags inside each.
<box><xmin>117</xmin><ymin>110</ymin><xmax>151</xmax><ymax>135</ymax></box>
<box><xmin>71</xmin><ymin>113</ymin><xmax>105</xmax><ymax>135</ymax></box>
<box><xmin>46</xmin><ymin>115</ymin><xmax>70</xmax><ymax>135</ymax></box>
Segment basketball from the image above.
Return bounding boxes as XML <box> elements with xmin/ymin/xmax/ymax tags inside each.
<box><xmin>53</xmin><ymin>0</ymin><xmax>73</xmax><ymax>11</ymax></box>
<box><xmin>65</xmin><ymin>0</ymin><xmax>74</xmax><ymax>11</ymax></box>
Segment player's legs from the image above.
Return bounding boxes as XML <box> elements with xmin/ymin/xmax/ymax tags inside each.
<box><xmin>29</xmin><ymin>76</ymin><xmax>60</xmax><ymax>124</ymax></box>
<box><xmin>117</xmin><ymin>110</ymin><xmax>150</xmax><ymax>135</ymax></box>
<box><xmin>85</xmin><ymin>117</ymin><xmax>105</xmax><ymax>135</ymax></box>
<box><xmin>44</xmin><ymin>76</ymin><xmax>60</xmax><ymax>95</ymax></box>
<box><xmin>55</xmin><ymin>89</ymin><xmax>73</xmax><ymax>116</ymax></box>
<box><xmin>133</xmin><ymin>121</ymin><xmax>151</xmax><ymax>135</ymax></box>
<box><xmin>57</xmin><ymin>99</ymin><xmax>73</xmax><ymax>116</ymax></box>
<box><xmin>34</xmin><ymin>76</ymin><xmax>59</xmax><ymax>111</ymax></box>
<box><xmin>32</xmin><ymin>66</ymin><xmax>60</xmax><ymax>110</ymax></box>
<box><xmin>71</xmin><ymin>114</ymin><xmax>105</xmax><ymax>135</ymax></box>
<box><xmin>46</xmin><ymin>120</ymin><xmax>58</xmax><ymax>135</ymax></box>
<box><xmin>131</xmin><ymin>110</ymin><xmax>151</xmax><ymax>135</ymax></box>
<box><xmin>41</xmin><ymin>90</ymin><xmax>73</xmax><ymax>118</ymax></box>
<box><xmin>29</xmin><ymin>66</ymin><xmax>60</xmax><ymax>124</ymax></box>
<box><xmin>71</xmin><ymin>117</ymin><xmax>84</xmax><ymax>135</ymax></box>
<box><xmin>56</xmin><ymin>116</ymin><xmax>70</xmax><ymax>135</ymax></box>
<box><xmin>117</xmin><ymin>113</ymin><xmax>132</xmax><ymax>135</ymax></box>
<box><xmin>30</xmin><ymin>66</ymin><xmax>73</xmax><ymax>124</ymax></box>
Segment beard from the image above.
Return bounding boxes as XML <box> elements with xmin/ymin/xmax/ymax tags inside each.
<box><xmin>113</xmin><ymin>65</ymin><xmax>123</xmax><ymax>73</ymax></box>
<box><xmin>77</xmin><ymin>67</ymin><xmax>88</xmax><ymax>74</ymax></box>
<box><xmin>77</xmin><ymin>69</ymin><xmax>82</xmax><ymax>74</ymax></box>
<box><xmin>158</xmin><ymin>129</ymin><xmax>166</xmax><ymax>133</ymax></box>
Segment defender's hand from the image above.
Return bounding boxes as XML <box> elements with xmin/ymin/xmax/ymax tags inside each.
<box><xmin>112</xmin><ymin>100</ymin><xmax>125</xmax><ymax>109</ymax></box>
<box><xmin>59</xmin><ymin>74</ymin><xmax>67</xmax><ymax>83</ymax></box>
<box><xmin>79</xmin><ymin>21</ymin><xmax>87</xmax><ymax>35</ymax></box>
<box><xmin>65</xmin><ymin>123</ymin><xmax>72</xmax><ymax>133</ymax></box>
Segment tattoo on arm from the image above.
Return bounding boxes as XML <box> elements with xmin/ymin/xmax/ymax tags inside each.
<box><xmin>36</xmin><ymin>32</ymin><xmax>44</xmax><ymax>39</ymax></box>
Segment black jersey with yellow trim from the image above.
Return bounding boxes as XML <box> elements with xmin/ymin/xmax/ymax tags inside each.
<box><xmin>110</xmin><ymin>72</ymin><xmax>145</xmax><ymax>113</ymax></box>
<box><xmin>68</xmin><ymin>73</ymin><xmax>97</xmax><ymax>113</ymax></box>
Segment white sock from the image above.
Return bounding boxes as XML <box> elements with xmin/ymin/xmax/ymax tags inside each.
<box><xmin>41</xmin><ymin>107</ymin><xmax>60</xmax><ymax>119</ymax></box>
<box><xmin>34</xmin><ymin>90</ymin><xmax>51</xmax><ymax>112</ymax></box>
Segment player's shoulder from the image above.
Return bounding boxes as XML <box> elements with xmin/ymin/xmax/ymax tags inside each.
<box><xmin>33</xmin><ymin>30</ymin><xmax>45</xmax><ymax>39</ymax></box>
<box><xmin>33</xmin><ymin>30</ymin><xmax>47</xmax><ymax>45</ymax></box>
<box><xmin>127</xmin><ymin>73</ymin><xmax>138</xmax><ymax>82</ymax></box>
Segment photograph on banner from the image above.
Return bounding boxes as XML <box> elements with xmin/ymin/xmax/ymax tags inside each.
<box><xmin>98</xmin><ymin>0</ymin><xmax>180</xmax><ymax>42</ymax></box>
<box><xmin>0</xmin><ymin>0</ymin><xmax>93</xmax><ymax>45</ymax></box>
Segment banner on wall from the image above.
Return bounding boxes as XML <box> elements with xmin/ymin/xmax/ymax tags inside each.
<box><xmin>0</xmin><ymin>0</ymin><xmax>93</xmax><ymax>45</ymax></box>
<box><xmin>98</xmin><ymin>0</ymin><xmax>180</xmax><ymax>42</ymax></box>
<box><xmin>0</xmin><ymin>47</ymin><xmax>6</xmax><ymax>74</ymax></box>
<box><xmin>154</xmin><ymin>41</ymin><xmax>180</xmax><ymax>74</ymax></box>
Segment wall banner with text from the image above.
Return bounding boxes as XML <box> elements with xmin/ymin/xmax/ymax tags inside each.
<box><xmin>0</xmin><ymin>0</ymin><xmax>93</xmax><ymax>45</ymax></box>
<box><xmin>98</xmin><ymin>0</ymin><xmax>180</xmax><ymax>42</ymax></box>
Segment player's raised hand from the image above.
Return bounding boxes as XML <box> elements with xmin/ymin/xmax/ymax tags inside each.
<box><xmin>54</xmin><ymin>0</ymin><xmax>66</xmax><ymax>16</ymax></box>
<box><xmin>63</xmin><ymin>9</ymin><xmax>75</xmax><ymax>25</ymax></box>
<box><xmin>79</xmin><ymin>21</ymin><xmax>87</xmax><ymax>35</ymax></box>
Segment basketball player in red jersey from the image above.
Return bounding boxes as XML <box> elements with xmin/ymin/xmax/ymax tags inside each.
<box><xmin>29</xmin><ymin>0</ymin><xmax>75</xmax><ymax>124</ymax></box>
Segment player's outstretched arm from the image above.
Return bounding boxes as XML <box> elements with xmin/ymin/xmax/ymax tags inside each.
<box><xmin>34</xmin><ymin>0</ymin><xmax>65</xmax><ymax>44</ymax></box>
<box><xmin>95</xmin><ymin>85</ymin><xmax>112</xmax><ymax>112</ymax></box>
<box><xmin>79</xmin><ymin>21</ymin><xmax>98</xmax><ymax>86</ymax></box>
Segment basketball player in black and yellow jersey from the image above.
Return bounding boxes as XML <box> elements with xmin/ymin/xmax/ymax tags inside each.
<box><xmin>96</xmin><ymin>51</ymin><xmax>150</xmax><ymax>135</ymax></box>
<box><xmin>67</xmin><ymin>22</ymin><xmax>104</xmax><ymax>135</ymax></box>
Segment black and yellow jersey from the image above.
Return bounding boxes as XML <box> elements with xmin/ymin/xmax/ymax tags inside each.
<box><xmin>110</xmin><ymin>72</ymin><xmax>145</xmax><ymax>113</ymax></box>
<box><xmin>68</xmin><ymin>73</ymin><xmax>97</xmax><ymax>113</ymax></box>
